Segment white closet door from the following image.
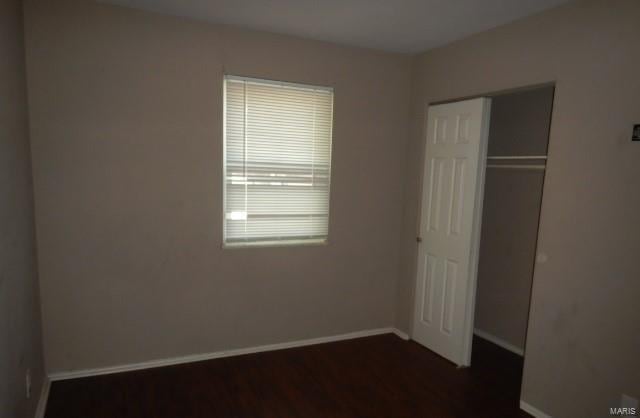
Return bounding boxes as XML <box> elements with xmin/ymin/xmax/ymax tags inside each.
<box><xmin>412</xmin><ymin>98</ymin><xmax>491</xmax><ymax>366</ymax></box>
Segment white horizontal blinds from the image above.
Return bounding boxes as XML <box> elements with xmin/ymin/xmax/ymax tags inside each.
<box><xmin>224</xmin><ymin>76</ymin><xmax>333</xmax><ymax>244</ymax></box>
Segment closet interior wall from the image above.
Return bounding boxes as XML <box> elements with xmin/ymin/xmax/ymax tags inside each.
<box><xmin>474</xmin><ymin>86</ymin><xmax>554</xmax><ymax>352</ymax></box>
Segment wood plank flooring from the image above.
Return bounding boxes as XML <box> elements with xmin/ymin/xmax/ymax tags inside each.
<box><xmin>45</xmin><ymin>334</ymin><xmax>531</xmax><ymax>417</ymax></box>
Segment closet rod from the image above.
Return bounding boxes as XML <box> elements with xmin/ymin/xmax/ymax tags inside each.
<box><xmin>486</xmin><ymin>164</ymin><xmax>546</xmax><ymax>170</ymax></box>
<box><xmin>487</xmin><ymin>155</ymin><xmax>547</xmax><ymax>160</ymax></box>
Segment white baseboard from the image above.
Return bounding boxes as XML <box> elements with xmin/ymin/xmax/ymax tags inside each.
<box><xmin>392</xmin><ymin>328</ymin><xmax>410</xmax><ymax>340</ymax></box>
<box><xmin>520</xmin><ymin>400</ymin><xmax>552</xmax><ymax>418</ymax></box>
<box><xmin>49</xmin><ymin>327</ymin><xmax>407</xmax><ymax>381</ymax></box>
<box><xmin>474</xmin><ymin>328</ymin><xmax>524</xmax><ymax>356</ymax></box>
<box><xmin>34</xmin><ymin>378</ymin><xmax>50</xmax><ymax>418</ymax></box>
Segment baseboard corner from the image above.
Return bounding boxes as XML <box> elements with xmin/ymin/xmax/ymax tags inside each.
<box><xmin>34</xmin><ymin>377</ymin><xmax>51</xmax><ymax>418</ymax></box>
<box><xmin>520</xmin><ymin>400</ymin><xmax>552</xmax><ymax>418</ymax></box>
<box><xmin>392</xmin><ymin>328</ymin><xmax>410</xmax><ymax>340</ymax></box>
<box><xmin>474</xmin><ymin>328</ymin><xmax>524</xmax><ymax>356</ymax></box>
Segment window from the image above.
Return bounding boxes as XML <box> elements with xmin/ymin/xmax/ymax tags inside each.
<box><xmin>223</xmin><ymin>76</ymin><xmax>334</xmax><ymax>247</ymax></box>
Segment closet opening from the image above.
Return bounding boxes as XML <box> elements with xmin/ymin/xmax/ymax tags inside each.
<box><xmin>470</xmin><ymin>85</ymin><xmax>554</xmax><ymax>384</ymax></box>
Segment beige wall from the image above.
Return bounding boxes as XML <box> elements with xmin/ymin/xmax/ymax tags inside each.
<box><xmin>397</xmin><ymin>0</ymin><xmax>640</xmax><ymax>416</ymax></box>
<box><xmin>23</xmin><ymin>0</ymin><xmax>411</xmax><ymax>374</ymax></box>
<box><xmin>0</xmin><ymin>0</ymin><xmax>45</xmax><ymax>416</ymax></box>
<box><xmin>21</xmin><ymin>0</ymin><xmax>640</xmax><ymax>416</ymax></box>
<box><xmin>474</xmin><ymin>87</ymin><xmax>552</xmax><ymax>351</ymax></box>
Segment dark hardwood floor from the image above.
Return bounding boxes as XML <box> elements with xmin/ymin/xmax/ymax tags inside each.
<box><xmin>45</xmin><ymin>334</ymin><xmax>531</xmax><ymax>418</ymax></box>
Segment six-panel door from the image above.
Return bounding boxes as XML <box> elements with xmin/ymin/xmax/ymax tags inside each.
<box><xmin>412</xmin><ymin>98</ymin><xmax>491</xmax><ymax>366</ymax></box>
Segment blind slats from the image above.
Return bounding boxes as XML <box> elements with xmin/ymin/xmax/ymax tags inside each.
<box><xmin>223</xmin><ymin>76</ymin><xmax>334</xmax><ymax>245</ymax></box>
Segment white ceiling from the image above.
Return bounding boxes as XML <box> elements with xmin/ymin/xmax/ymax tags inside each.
<box><xmin>99</xmin><ymin>0</ymin><xmax>571</xmax><ymax>53</ymax></box>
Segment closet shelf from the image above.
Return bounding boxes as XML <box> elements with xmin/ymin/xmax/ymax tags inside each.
<box><xmin>487</xmin><ymin>155</ymin><xmax>547</xmax><ymax>160</ymax></box>
<box><xmin>486</xmin><ymin>164</ymin><xmax>546</xmax><ymax>170</ymax></box>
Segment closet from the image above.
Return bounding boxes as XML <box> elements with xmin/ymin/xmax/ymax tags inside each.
<box><xmin>473</xmin><ymin>86</ymin><xmax>554</xmax><ymax>356</ymax></box>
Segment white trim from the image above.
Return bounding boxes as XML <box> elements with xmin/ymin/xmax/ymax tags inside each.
<box><xmin>474</xmin><ymin>328</ymin><xmax>524</xmax><ymax>356</ymax></box>
<box><xmin>392</xmin><ymin>328</ymin><xmax>410</xmax><ymax>340</ymax></box>
<box><xmin>49</xmin><ymin>328</ymin><xmax>406</xmax><ymax>381</ymax></box>
<box><xmin>223</xmin><ymin>238</ymin><xmax>328</xmax><ymax>249</ymax></box>
<box><xmin>224</xmin><ymin>74</ymin><xmax>333</xmax><ymax>93</ymax></box>
<box><xmin>461</xmin><ymin>97</ymin><xmax>493</xmax><ymax>366</ymax></box>
<box><xmin>221</xmin><ymin>73</ymin><xmax>228</xmax><ymax>244</ymax></box>
<box><xmin>34</xmin><ymin>378</ymin><xmax>50</xmax><ymax>418</ymax></box>
<box><xmin>520</xmin><ymin>400</ymin><xmax>552</xmax><ymax>418</ymax></box>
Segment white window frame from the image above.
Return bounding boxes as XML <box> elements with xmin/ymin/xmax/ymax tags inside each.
<box><xmin>222</xmin><ymin>75</ymin><xmax>334</xmax><ymax>248</ymax></box>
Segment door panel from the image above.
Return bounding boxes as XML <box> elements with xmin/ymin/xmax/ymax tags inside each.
<box><xmin>412</xmin><ymin>98</ymin><xmax>491</xmax><ymax>366</ymax></box>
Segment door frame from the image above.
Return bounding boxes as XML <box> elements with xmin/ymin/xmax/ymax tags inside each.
<box><xmin>460</xmin><ymin>100</ymin><xmax>491</xmax><ymax>366</ymax></box>
<box><xmin>410</xmin><ymin>82</ymin><xmax>556</xmax><ymax>367</ymax></box>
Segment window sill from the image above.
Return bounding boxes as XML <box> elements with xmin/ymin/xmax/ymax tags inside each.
<box><xmin>223</xmin><ymin>238</ymin><xmax>327</xmax><ymax>249</ymax></box>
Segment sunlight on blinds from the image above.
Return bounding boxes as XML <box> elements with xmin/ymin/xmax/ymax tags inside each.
<box><xmin>223</xmin><ymin>76</ymin><xmax>334</xmax><ymax>246</ymax></box>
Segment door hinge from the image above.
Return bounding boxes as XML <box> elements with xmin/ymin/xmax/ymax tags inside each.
<box><xmin>416</xmin><ymin>236</ymin><xmax>422</xmax><ymax>243</ymax></box>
